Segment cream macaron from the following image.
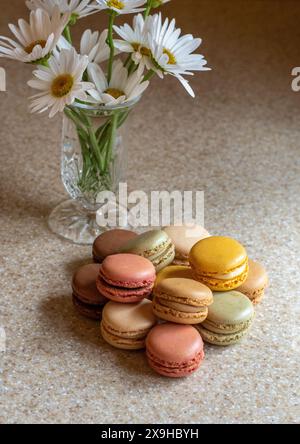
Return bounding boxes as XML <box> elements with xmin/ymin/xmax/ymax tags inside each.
<box><xmin>153</xmin><ymin>277</ymin><xmax>213</xmax><ymax>324</ymax></box>
<box><xmin>163</xmin><ymin>225</ymin><xmax>210</xmax><ymax>266</ymax></box>
<box><xmin>101</xmin><ymin>299</ymin><xmax>157</xmax><ymax>350</ymax></box>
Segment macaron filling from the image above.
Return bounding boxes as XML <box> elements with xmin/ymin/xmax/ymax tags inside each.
<box><xmin>154</xmin><ymin>289</ymin><xmax>211</xmax><ymax>308</ymax></box>
<box><xmin>146</xmin><ymin>349</ymin><xmax>204</xmax><ymax>376</ymax></box>
<box><xmin>201</xmin><ymin>316</ymin><xmax>254</xmax><ymax>335</ymax></box>
<box><xmin>193</xmin><ymin>263</ymin><xmax>249</xmax><ymax>290</ymax></box>
<box><xmin>99</xmin><ymin>268</ymin><xmax>155</xmax><ymax>289</ymax></box>
<box><xmin>156</xmin><ymin>297</ymin><xmax>208</xmax><ymax>313</ymax></box>
<box><xmin>101</xmin><ymin>323</ymin><xmax>146</xmax><ymax>348</ymax></box>
<box><xmin>143</xmin><ymin>239</ymin><xmax>172</xmax><ymax>258</ymax></box>
<box><xmin>97</xmin><ymin>275</ymin><xmax>154</xmax><ymax>300</ymax></box>
<box><xmin>149</xmin><ymin>242</ymin><xmax>175</xmax><ymax>268</ymax></box>
<box><xmin>72</xmin><ymin>294</ymin><xmax>104</xmax><ymax>319</ymax></box>
<box><xmin>210</xmin><ymin>262</ymin><xmax>248</xmax><ymax>280</ymax></box>
<box><xmin>193</xmin><ymin>259</ymin><xmax>248</xmax><ymax>279</ymax></box>
<box><xmin>101</xmin><ymin>318</ymin><xmax>152</xmax><ymax>340</ymax></box>
<box><xmin>197</xmin><ymin>325</ymin><xmax>249</xmax><ymax>346</ymax></box>
<box><xmin>153</xmin><ymin>301</ymin><xmax>208</xmax><ymax>321</ymax></box>
<box><xmin>173</xmin><ymin>253</ymin><xmax>189</xmax><ymax>265</ymax></box>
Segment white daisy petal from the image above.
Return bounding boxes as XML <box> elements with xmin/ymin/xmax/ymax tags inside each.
<box><xmin>147</xmin><ymin>13</ymin><xmax>210</xmax><ymax>97</ymax></box>
<box><xmin>26</xmin><ymin>0</ymin><xmax>100</xmax><ymax>20</ymax></box>
<box><xmin>176</xmin><ymin>75</ymin><xmax>195</xmax><ymax>98</ymax></box>
<box><xmin>28</xmin><ymin>48</ymin><xmax>91</xmax><ymax>118</ymax></box>
<box><xmin>76</xmin><ymin>29</ymin><xmax>111</xmax><ymax>64</ymax></box>
<box><xmin>88</xmin><ymin>63</ymin><xmax>108</xmax><ymax>93</ymax></box>
<box><xmin>113</xmin><ymin>13</ymin><xmax>154</xmax><ymax>68</ymax></box>
<box><xmin>87</xmin><ymin>58</ymin><xmax>149</xmax><ymax>105</ymax></box>
<box><xmin>93</xmin><ymin>0</ymin><xmax>147</xmax><ymax>15</ymax></box>
<box><xmin>0</xmin><ymin>6</ymin><xmax>70</xmax><ymax>63</ymax></box>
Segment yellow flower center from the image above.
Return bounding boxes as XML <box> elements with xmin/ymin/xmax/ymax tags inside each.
<box><xmin>51</xmin><ymin>74</ymin><xmax>74</xmax><ymax>98</ymax></box>
<box><xmin>25</xmin><ymin>39</ymin><xmax>47</xmax><ymax>54</ymax></box>
<box><xmin>163</xmin><ymin>48</ymin><xmax>177</xmax><ymax>65</ymax></box>
<box><xmin>132</xmin><ymin>43</ymin><xmax>152</xmax><ymax>58</ymax></box>
<box><xmin>107</xmin><ymin>0</ymin><xmax>124</xmax><ymax>9</ymax></box>
<box><xmin>105</xmin><ymin>88</ymin><xmax>125</xmax><ymax>99</ymax></box>
<box><xmin>140</xmin><ymin>46</ymin><xmax>152</xmax><ymax>57</ymax></box>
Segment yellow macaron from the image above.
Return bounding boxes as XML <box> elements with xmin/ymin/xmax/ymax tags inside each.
<box><xmin>189</xmin><ymin>236</ymin><xmax>249</xmax><ymax>291</ymax></box>
<box><xmin>155</xmin><ymin>265</ymin><xmax>194</xmax><ymax>288</ymax></box>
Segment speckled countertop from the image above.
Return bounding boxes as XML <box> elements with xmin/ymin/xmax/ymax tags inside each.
<box><xmin>0</xmin><ymin>0</ymin><xmax>299</xmax><ymax>424</ymax></box>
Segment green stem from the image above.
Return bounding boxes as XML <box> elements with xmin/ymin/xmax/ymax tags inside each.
<box><xmin>63</xmin><ymin>25</ymin><xmax>72</xmax><ymax>44</ymax></box>
<box><xmin>107</xmin><ymin>11</ymin><xmax>116</xmax><ymax>84</ymax></box>
<box><xmin>87</xmin><ymin>125</ymin><xmax>104</xmax><ymax>171</ymax></box>
<box><xmin>105</xmin><ymin>112</ymin><xmax>118</xmax><ymax>171</ymax></box>
<box><xmin>64</xmin><ymin>108</ymin><xmax>88</xmax><ymax>136</ymax></box>
<box><xmin>124</xmin><ymin>54</ymin><xmax>132</xmax><ymax>68</ymax></box>
<box><xmin>117</xmin><ymin>110</ymin><xmax>130</xmax><ymax>127</ymax></box>
<box><xmin>128</xmin><ymin>60</ymin><xmax>136</xmax><ymax>75</ymax></box>
<box><xmin>143</xmin><ymin>69</ymin><xmax>155</xmax><ymax>82</ymax></box>
<box><xmin>144</xmin><ymin>0</ymin><xmax>153</xmax><ymax>18</ymax></box>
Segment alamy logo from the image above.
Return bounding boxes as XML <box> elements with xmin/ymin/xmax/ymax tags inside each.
<box><xmin>291</xmin><ymin>67</ymin><xmax>300</xmax><ymax>92</ymax></box>
<box><xmin>0</xmin><ymin>67</ymin><xmax>6</xmax><ymax>92</ymax></box>
<box><xmin>96</xmin><ymin>183</ymin><xmax>204</xmax><ymax>228</ymax></box>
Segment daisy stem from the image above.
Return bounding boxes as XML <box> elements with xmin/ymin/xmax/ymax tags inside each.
<box><xmin>107</xmin><ymin>11</ymin><xmax>117</xmax><ymax>84</ymax></box>
<box><xmin>144</xmin><ymin>0</ymin><xmax>153</xmax><ymax>18</ymax></box>
<box><xmin>105</xmin><ymin>112</ymin><xmax>119</xmax><ymax>170</ymax></box>
<box><xmin>63</xmin><ymin>25</ymin><xmax>72</xmax><ymax>44</ymax></box>
<box><xmin>143</xmin><ymin>69</ymin><xmax>155</xmax><ymax>81</ymax></box>
<box><xmin>124</xmin><ymin>54</ymin><xmax>132</xmax><ymax>68</ymax></box>
<box><xmin>128</xmin><ymin>61</ymin><xmax>136</xmax><ymax>75</ymax></box>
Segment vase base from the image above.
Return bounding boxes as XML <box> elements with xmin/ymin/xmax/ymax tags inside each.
<box><xmin>48</xmin><ymin>199</ymin><xmax>105</xmax><ymax>245</ymax></box>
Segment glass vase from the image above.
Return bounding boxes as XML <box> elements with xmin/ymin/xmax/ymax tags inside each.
<box><xmin>48</xmin><ymin>99</ymin><xmax>137</xmax><ymax>245</ymax></box>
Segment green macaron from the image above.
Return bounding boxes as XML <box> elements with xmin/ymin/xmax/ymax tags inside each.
<box><xmin>119</xmin><ymin>229</ymin><xmax>175</xmax><ymax>272</ymax></box>
<box><xmin>196</xmin><ymin>291</ymin><xmax>254</xmax><ymax>346</ymax></box>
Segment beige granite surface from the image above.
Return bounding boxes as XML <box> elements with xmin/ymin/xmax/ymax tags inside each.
<box><xmin>0</xmin><ymin>0</ymin><xmax>300</xmax><ymax>424</ymax></box>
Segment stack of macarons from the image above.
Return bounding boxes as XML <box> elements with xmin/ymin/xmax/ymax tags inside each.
<box><xmin>188</xmin><ymin>235</ymin><xmax>268</xmax><ymax>345</ymax></box>
<box><xmin>70</xmin><ymin>225</ymin><xmax>268</xmax><ymax>378</ymax></box>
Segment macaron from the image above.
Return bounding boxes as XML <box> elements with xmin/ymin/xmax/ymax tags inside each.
<box><xmin>236</xmin><ymin>259</ymin><xmax>268</xmax><ymax>304</ymax></box>
<box><xmin>72</xmin><ymin>263</ymin><xmax>108</xmax><ymax>320</ymax></box>
<box><xmin>146</xmin><ymin>323</ymin><xmax>204</xmax><ymax>377</ymax></box>
<box><xmin>155</xmin><ymin>265</ymin><xmax>194</xmax><ymax>287</ymax></box>
<box><xmin>101</xmin><ymin>299</ymin><xmax>157</xmax><ymax>350</ymax></box>
<box><xmin>153</xmin><ymin>278</ymin><xmax>213</xmax><ymax>324</ymax></box>
<box><xmin>196</xmin><ymin>291</ymin><xmax>255</xmax><ymax>346</ymax></box>
<box><xmin>119</xmin><ymin>229</ymin><xmax>175</xmax><ymax>272</ymax></box>
<box><xmin>96</xmin><ymin>254</ymin><xmax>156</xmax><ymax>303</ymax></box>
<box><xmin>189</xmin><ymin>236</ymin><xmax>249</xmax><ymax>291</ymax></box>
<box><xmin>163</xmin><ymin>224</ymin><xmax>210</xmax><ymax>266</ymax></box>
<box><xmin>92</xmin><ymin>229</ymin><xmax>137</xmax><ymax>263</ymax></box>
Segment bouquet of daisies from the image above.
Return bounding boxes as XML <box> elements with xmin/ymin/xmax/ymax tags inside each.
<box><xmin>0</xmin><ymin>0</ymin><xmax>210</xmax><ymax>197</ymax></box>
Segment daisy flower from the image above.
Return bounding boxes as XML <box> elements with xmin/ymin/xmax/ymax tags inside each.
<box><xmin>113</xmin><ymin>14</ymin><xmax>153</xmax><ymax>68</ymax></box>
<box><xmin>57</xmin><ymin>29</ymin><xmax>111</xmax><ymax>64</ymax></box>
<box><xmin>27</xmin><ymin>48</ymin><xmax>94</xmax><ymax>118</ymax></box>
<box><xmin>149</xmin><ymin>13</ymin><xmax>210</xmax><ymax>96</ymax></box>
<box><xmin>80</xmin><ymin>29</ymin><xmax>110</xmax><ymax>63</ymax></box>
<box><xmin>26</xmin><ymin>0</ymin><xmax>99</xmax><ymax>20</ymax></box>
<box><xmin>87</xmin><ymin>59</ymin><xmax>149</xmax><ymax>105</ymax></box>
<box><xmin>0</xmin><ymin>7</ymin><xmax>69</xmax><ymax>64</ymax></box>
<box><xmin>93</xmin><ymin>0</ymin><xmax>147</xmax><ymax>15</ymax></box>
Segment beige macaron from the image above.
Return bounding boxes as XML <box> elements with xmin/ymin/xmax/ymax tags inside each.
<box><xmin>236</xmin><ymin>259</ymin><xmax>268</xmax><ymax>304</ymax></box>
<box><xmin>101</xmin><ymin>299</ymin><xmax>157</xmax><ymax>350</ymax></box>
<box><xmin>153</xmin><ymin>277</ymin><xmax>213</xmax><ymax>324</ymax></box>
<box><xmin>163</xmin><ymin>225</ymin><xmax>210</xmax><ymax>265</ymax></box>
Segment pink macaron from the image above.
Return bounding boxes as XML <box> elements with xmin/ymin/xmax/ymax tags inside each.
<box><xmin>97</xmin><ymin>254</ymin><xmax>156</xmax><ymax>303</ymax></box>
<box><xmin>146</xmin><ymin>323</ymin><xmax>205</xmax><ymax>378</ymax></box>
